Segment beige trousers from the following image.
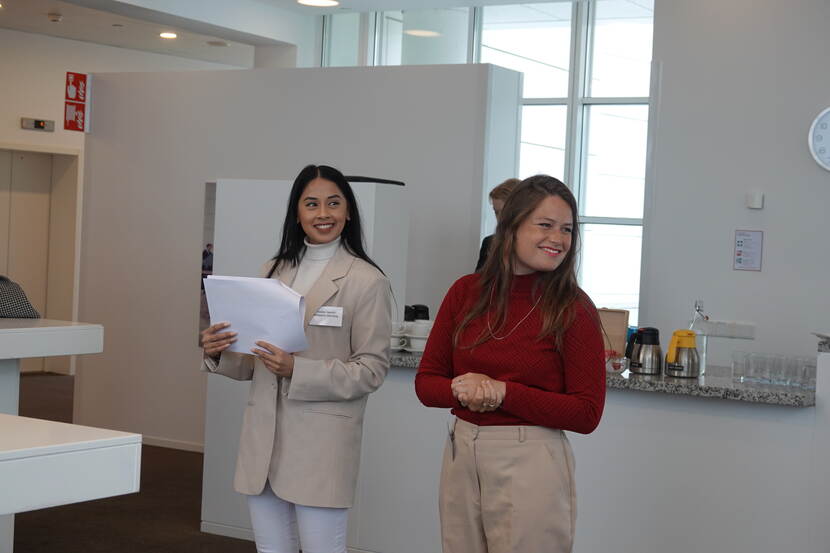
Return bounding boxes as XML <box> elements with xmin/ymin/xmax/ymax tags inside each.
<box><xmin>439</xmin><ymin>418</ymin><xmax>576</xmax><ymax>553</ymax></box>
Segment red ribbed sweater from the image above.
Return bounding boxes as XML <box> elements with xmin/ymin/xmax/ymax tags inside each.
<box><xmin>415</xmin><ymin>273</ymin><xmax>606</xmax><ymax>434</ymax></box>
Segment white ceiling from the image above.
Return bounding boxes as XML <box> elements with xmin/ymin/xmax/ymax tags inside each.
<box><xmin>0</xmin><ymin>0</ymin><xmax>255</xmax><ymax>66</ymax></box>
<box><xmin>271</xmin><ymin>0</ymin><xmax>572</xmax><ymax>14</ymax></box>
<box><xmin>0</xmin><ymin>0</ymin><xmax>651</xmax><ymax>66</ymax></box>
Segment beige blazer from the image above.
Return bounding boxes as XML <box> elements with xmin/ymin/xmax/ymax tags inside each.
<box><xmin>203</xmin><ymin>245</ymin><xmax>392</xmax><ymax>508</ymax></box>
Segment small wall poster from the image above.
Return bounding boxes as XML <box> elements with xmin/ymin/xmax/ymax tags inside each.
<box><xmin>734</xmin><ymin>230</ymin><xmax>763</xmax><ymax>271</ymax></box>
<box><xmin>64</xmin><ymin>72</ymin><xmax>90</xmax><ymax>132</ymax></box>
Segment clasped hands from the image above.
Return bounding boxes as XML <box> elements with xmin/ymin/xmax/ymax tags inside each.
<box><xmin>451</xmin><ymin>373</ymin><xmax>506</xmax><ymax>413</ymax></box>
<box><xmin>201</xmin><ymin>322</ymin><xmax>294</xmax><ymax>377</ymax></box>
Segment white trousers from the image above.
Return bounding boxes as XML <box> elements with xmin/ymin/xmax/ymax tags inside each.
<box><xmin>247</xmin><ymin>483</ymin><xmax>348</xmax><ymax>553</ymax></box>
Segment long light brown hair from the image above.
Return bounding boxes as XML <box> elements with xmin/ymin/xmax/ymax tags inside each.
<box><xmin>455</xmin><ymin>175</ymin><xmax>582</xmax><ymax>349</ymax></box>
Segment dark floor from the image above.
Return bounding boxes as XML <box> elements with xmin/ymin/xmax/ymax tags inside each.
<box><xmin>15</xmin><ymin>373</ymin><xmax>254</xmax><ymax>553</ymax></box>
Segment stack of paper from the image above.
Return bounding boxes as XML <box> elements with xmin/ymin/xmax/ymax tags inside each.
<box><xmin>203</xmin><ymin>276</ymin><xmax>308</xmax><ymax>354</ymax></box>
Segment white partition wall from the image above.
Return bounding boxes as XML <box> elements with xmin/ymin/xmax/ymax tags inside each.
<box><xmin>350</xmin><ymin>181</ymin><xmax>409</xmax><ymax>322</ymax></box>
<box><xmin>201</xmin><ymin>178</ymin><xmax>408</xmax><ymax>541</ymax></box>
<box><xmin>76</xmin><ymin>64</ymin><xmax>520</xmax><ymax>453</ymax></box>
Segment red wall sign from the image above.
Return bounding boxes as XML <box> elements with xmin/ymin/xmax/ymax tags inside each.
<box><xmin>64</xmin><ymin>72</ymin><xmax>90</xmax><ymax>132</ymax></box>
<box><xmin>64</xmin><ymin>102</ymin><xmax>87</xmax><ymax>132</ymax></box>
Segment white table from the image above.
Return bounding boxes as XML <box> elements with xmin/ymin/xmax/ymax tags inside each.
<box><xmin>0</xmin><ymin>414</ymin><xmax>141</xmax><ymax>515</ymax></box>
<box><xmin>0</xmin><ymin>319</ymin><xmax>107</xmax><ymax>553</ymax></box>
<box><xmin>0</xmin><ymin>319</ymin><xmax>103</xmax><ymax>416</ymax></box>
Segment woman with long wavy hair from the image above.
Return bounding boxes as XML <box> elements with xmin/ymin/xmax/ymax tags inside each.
<box><xmin>415</xmin><ymin>175</ymin><xmax>605</xmax><ymax>553</ymax></box>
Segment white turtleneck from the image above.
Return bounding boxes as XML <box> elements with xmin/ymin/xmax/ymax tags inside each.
<box><xmin>291</xmin><ymin>238</ymin><xmax>341</xmax><ymax>296</ymax></box>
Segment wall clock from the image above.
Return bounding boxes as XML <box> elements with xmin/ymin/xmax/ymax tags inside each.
<box><xmin>808</xmin><ymin>107</ymin><xmax>830</xmax><ymax>171</ymax></box>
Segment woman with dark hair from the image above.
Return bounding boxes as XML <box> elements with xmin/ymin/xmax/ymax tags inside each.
<box><xmin>415</xmin><ymin>175</ymin><xmax>605</xmax><ymax>553</ymax></box>
<box><xmin>201</xmin><ymin>164</ymin><xmax>391</xmax><ymax>553</ymax></box>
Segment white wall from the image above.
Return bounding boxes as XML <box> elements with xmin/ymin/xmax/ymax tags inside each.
<box><xmin>0</xmin><ymin>28</ymin><xmax>244</xmax><ymax>153</ymax></box>
<box><xmin>76</xmin><ymin>65</ymin><xmax>520</xmax><ymax>449</ymax></box>
<box><xmin>639</xmin><ymin>0</ymin><xmax>830</xmax><ymax>364</ymax></box>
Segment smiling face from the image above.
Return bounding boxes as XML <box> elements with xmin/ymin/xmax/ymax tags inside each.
<box><xmin>297</xmin><ymin>177</ymin><xmax>349</xmax><ymax>244</ymax></box>
<box><xmin>512</xmin><ymin>194</ymin><xmax>573</xmax><ymax>275</ymax></box>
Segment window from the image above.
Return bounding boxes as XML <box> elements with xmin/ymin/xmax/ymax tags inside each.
<box><xmin>322</xmin><ymin>1</ymin><xmax>654</xmax><ymax>323</ymax></box>
<box><xmin>519</xmin><ymin>105</ymin><xmax>568</xmax><ymax>181</ymax></box>
<box><xmin>481</xmin><ymin>0</ymin><xmax>653</xmax><ymax>323</ymax></box>
<box><xmin>322</xmin><ymin>13</ymin><xmax>362</xmax><ymax>67</ymax></box>
<box><xmin>480</xmin><ymin>3</ymin><xmax>572</xmax><ymax>98</ymax></box>
<box><xmin>376</xmin><ymin>9</ymin><xmax>471</xmax><ymax>66</ymax></box>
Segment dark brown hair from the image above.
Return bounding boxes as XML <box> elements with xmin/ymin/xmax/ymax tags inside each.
<box><xmin>455</xmin><ymin>175</ymin><xmax>582</xmax><ymax>349</ymax></box>
<box><xmin>488</xmin><ymin>178</ymin><xmax>521</xmax><ymax>202</ymax></box>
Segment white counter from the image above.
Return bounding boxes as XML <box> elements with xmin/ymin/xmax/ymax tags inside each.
<box><xmin>0</xmin><ymin>319</ymin><xmax>103</xmax><ymax>416</ymax></box>
<box><xmin>354</xmin><ymin>356</ymin><xmax>830</xmax><ymax>553</ymax></box>
<box><xmin>201</xmin><ymin>350</ymin><xmax>830</xmax><ymax>553</ymax></box>
<box><xmin>0</xmin><ymin>414</ymin><xmax>141</xmax><ymax>515</ymax></box>
<box><xmin>0</xmin><ymin>319</ymin><xmax>103</xmax><ymax>361</ymax></box>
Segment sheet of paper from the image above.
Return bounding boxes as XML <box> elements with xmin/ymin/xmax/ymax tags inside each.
<box><xmin>733</xmin><ymin>230</ymin><xmax>763</xmax><ymax>271</ymax></box>
<box><xmin>204</xmin><ymin>275</ymin><xmax>308</xmax><ymax>354</ymax></box>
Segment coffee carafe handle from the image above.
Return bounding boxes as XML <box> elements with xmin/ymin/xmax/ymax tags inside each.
<box><xmin>667</xmin><ymin>334</ymin><xmax>679</xmax><ymax>364</ymax></box>
<box><xmin>625</xmin><ymin>331</ymin><xmax>638</xmax><ymax>359</ymax></box>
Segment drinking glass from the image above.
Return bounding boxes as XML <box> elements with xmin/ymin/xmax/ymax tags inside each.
<box><xmin>731</xmin><ymin>351</ymin><xmax>749</xmax><ymax>383</ymax></box>
<box><xmin>768</xmin><ymin>354</ymin><xmax>786</xmax><ymax>386</ymax></box>
<box><xmin>747</xmin><ymin>353</ymin><xmax>771</xmax><ymax>384</ymax></box>
<box><xmin>800</xmin><ymin>356</ymin><xmax>817</xmax><ymax>390</ymax></box>
<box><xmin>782</xmin><ymin>357</ymin><xmax>803</xmax><ymax>388</ymax></box>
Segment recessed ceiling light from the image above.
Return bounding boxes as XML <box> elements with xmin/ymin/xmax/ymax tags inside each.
<box><xmin>404</xmin><ymin>29</ymin><xmax>441</xmax><ymax>38</ymax></box>
<box><xmin>207</xmin><ymin>40</ymin><xmax>228</xmax><ymax>47</ymax></box>
<box><xmin>112</xmin><ymin>23</ymin><xmax>124</xmax><ymax>28</ymax></box>
<box><xmin>297</xmin><ymin>0</ymin><xmax>340</xmax><ymax>7</ymax></box>
<box><xmin>159</xmin><ymin>32</ymin><xmax>177</xmax><ymax>39</ymax></box>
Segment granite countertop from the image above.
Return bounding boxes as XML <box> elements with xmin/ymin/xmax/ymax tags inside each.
<box><xmin>390</xmin><ymin>351</ymin><xmax>815</xmax><ymax>407</ymax></box>
<box><xmin>390</xmin><ymin>350</ymin><xmax>422</xmax><ymax>369</ymax></box>
<box><xmin>606</xmin><ymin>365</ymin><xmax>814</xmax><ymax>407</ymax></box>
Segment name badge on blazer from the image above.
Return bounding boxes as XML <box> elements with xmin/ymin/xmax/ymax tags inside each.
<box><xmin>309</xmin><ymin>306</ymin><xmax>344</xmax><ymax>327</ymax></box>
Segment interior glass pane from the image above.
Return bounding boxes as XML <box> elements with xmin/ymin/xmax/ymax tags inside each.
<box><xmin>519</xmin><ymin>105</ymin><xmax>567</xmax><ymax>180</ymax></box>
<box><xmin>378</xmin><ymin>8</ymin><xmax>470</xmax><ymax>66</ymax></box>
<box><xmin>325</xmin><ymin>13</ymin><xmax>361</xmax><ymax>67</ymax></box>
<box><xmin>481</xmin><ymin>3</ymin><xmax>573</xmax><ymax>98</ymax></box>
<box><xmin>588</xmin><ymin>0</ymin><xmax>654</xmax><ymax>97</ymax></box>
<box><xmin>582</xmin><ymin>104</ymin><xmax>649</xmax><ymax>219</ymax></box>
<box><xmin>579</xmin><ymin>223</ymin><xmax>642</xmax><ymax>325</ymax></box>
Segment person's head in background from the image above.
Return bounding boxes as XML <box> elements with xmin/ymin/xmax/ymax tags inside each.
<box><xmin>489</xmin><ymin>178</ymin><xmax>521</xmax><ymax>222</ymax></box>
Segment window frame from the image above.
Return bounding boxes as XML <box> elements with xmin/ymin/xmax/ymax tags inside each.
<box><xmin>475</xmin><ymin>1</ymin><xmax>649</xmax><ymax>307</ymax></box>
<box><xmin>321</xmin><ymin>1</ymin><xmax>652</xmax><ymax>315</ymax></box>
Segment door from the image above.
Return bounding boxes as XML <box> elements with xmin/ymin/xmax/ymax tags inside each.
<box><xmin>0</xmin><ymin>150</ymin><xmax>77</xmax><ymax>374</ymax></box>
<box><xmin>6</xmin><ymin>151</ymin><xmax>52</xmax><ymax>372</ymax></box>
